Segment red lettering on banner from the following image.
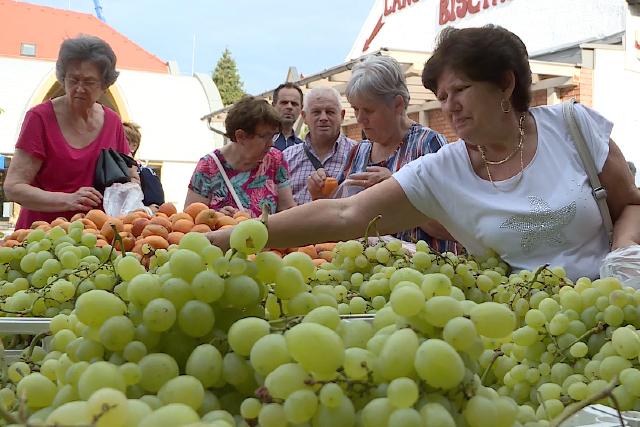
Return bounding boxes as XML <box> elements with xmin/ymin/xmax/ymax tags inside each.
<box><xmin>440</xmin><ymin>0</ymin><xmax>508</xmax><ymax>25</ymax></box>
<box><xmin>455</xmin><ymin>0</ymin><xmax>468</xmax><ymax>19</ymax></box>
<box><xmin>385</xmin><ymin>0</ymin><xmax>419</xmax><ymax>17</ymax></box>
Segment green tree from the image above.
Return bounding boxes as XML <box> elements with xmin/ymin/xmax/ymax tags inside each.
<box><xmin>212</xmin><ymin>48</ymin><xmax>245</xmax><ymax>106</ymax></box>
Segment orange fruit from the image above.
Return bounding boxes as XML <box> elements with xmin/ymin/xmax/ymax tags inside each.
<box><xmin>80</xmin><ymin>218</ymin><xmax>97</xmax><ymax>230</ymax></box>
<box><xmin>143</xmin><ymin>235</ymin><xmax>170</xmax><ymax>250</ymax></box>
<box><xmin>195</xmin><ymin>209</ymin><xmax>219</xmax><ymax>229</ymax></box>
<box><xmin>318</xmin><ymin>250</ymin><xmax>333</xmax><ymax>262</ymax></box>
<box><xmin>312</xmin><ymin>258</ymin><xmax>327</xmax><ymax>267</ymax></box>
<box><xmin>321</xmin><ymin>177</ymin><xmax>338</xmax><ymax>197</ymax></box>
<box><xmin>167</xmin><ymin>231</ymin><xmax>184</xmax><ymax>245</ymax></box>
<box><xmin>215</xmin><ymin>216</ymin><xmax>238</xmax><ymax>228</ymax></box>
<box><xmin>70</xmin><ymin>212</ymin><xmax>85</xmax><ymax>222</ymax></box>
<box><xmin>131</xmin><ymin>218</ymin><xmax>149</xmax><ymax>237</ymax></box>
<box><xmin>85</xmin><ymin>210</ymin><xmax>108</xmax><ymax>230</ymax></box>
<box><xmin>170</xmin><ymin>212</ymin><xmax>193</xmax><ymax>224</ymax></box>
<box><xmin>233</xmin><ymin>211</ymin><xmax>251</xmax><ymax>220</ymax></box>
<box><xmin>100</xmin><ymin>218</ymin><xmax>124</xmax><ymax>243</ymax></box>
<box><xmin>114</xmin><ymin>232</ymin><xmax>135</xmax><ymax>252</ymax></box>
<box><xmin>172</xmin><ymin>218</ymin><xmax>194</xmax><ymax>234</ymax></box>
<box><xmin>298</xmin><ymin>245</ymin><xmax>318</xmax><ymax>259</ymax></box>
<box><xmin>150</xmin><ymin>216</ymin><xmax>172</xmax><ymax>233</ymax></box>
<box><xmin>158</xmin><ymin>203</ymin><xmax>178</xmax><ymax>217</ymax></box>
<box><xmin>184</xmin><ymin>202</ymin><xmax>209</xmax><ymax>220</ymax></box>
<box><xmin>191</xmin><ymin>224</ymin><xmax>212</xmax><ymax>233</ymax></box>
<box><xmin>141</xmin><ymin>224</ymin><xmax>169</xmax><ymax>240</ymax></box>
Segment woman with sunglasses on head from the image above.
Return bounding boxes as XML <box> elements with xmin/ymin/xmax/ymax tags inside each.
<box><xmin>4</xmin><ymin>35</ymin><xmax>136</xmax><ymax>229</ymax></box>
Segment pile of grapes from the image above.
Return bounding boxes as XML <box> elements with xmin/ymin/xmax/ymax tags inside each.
<box><xmin>0</xmin><ymin>217</ymin><xmax>638</xmax><ymax>427</ymax></box>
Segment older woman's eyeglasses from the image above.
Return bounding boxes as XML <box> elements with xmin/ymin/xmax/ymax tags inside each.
<box><xmin>65</xmin><ymin>77</ymin><xmax>101</xmax><ymax>89</ymax></box>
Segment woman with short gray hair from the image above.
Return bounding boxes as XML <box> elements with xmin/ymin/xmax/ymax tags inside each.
<box><xmin>4</xmin><ymin>35</ymin><xmax>137</xmax><ymax>230</ymax></box>
<box><xmin>314</xmin><ymin>55</ymin><xmax>457</xmax><ymax>252</ymax></box>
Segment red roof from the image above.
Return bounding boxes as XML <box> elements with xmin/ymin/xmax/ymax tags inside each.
<box><xmin>0</xmin><ymin>0</ymin><xmax>168</xmax><ymax>73</ymax></box>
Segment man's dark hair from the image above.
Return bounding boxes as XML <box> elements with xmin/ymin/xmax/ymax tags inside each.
<box><xmin>273</xmin><ymin>82</ymin><xmax>303</xmax><ymax>105</ymax></box>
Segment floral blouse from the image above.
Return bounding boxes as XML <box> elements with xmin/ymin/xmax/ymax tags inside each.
<box><xmin>188</xmin><ymin>148</ymin><xmax>290</xmax><ymax>218</ymax></box>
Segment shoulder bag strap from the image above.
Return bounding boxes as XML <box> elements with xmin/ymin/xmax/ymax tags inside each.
<box><xmin>303</xmin><ymin>144</ymin><xmax>323</xmax><ymax>170</ymax></box>
<box><xmin>562</xmin><ymin>99</ymin><xmax>613</xmax><ymax>247</ymax></box>
<box><xmin>210</xmin><ymin>152</ymin><xmax>248</xmax><ymax>213</ymax></box>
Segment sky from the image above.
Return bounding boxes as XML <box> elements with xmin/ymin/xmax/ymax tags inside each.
<box><xmin>24</xmin><ymin>0</ymin><xmax>375</xmax><ymax>94</ymax></box>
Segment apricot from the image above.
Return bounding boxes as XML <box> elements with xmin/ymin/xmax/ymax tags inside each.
<box><xmin>95</xmin><ymin>239</ymin><xmax>109</xmax><ymax>248</ymax></box>
<box><xmin>100</xmin><ymin>218</ymin><xmax>124</xmax><ymax>243</ymax></box>
<box><xmin>158</xmin><ymin>203</ymin><xmax>177</xmax><ymax>217</ymax></box>
<box><xmin>216</xmin><ymin>216</ymin><xmax>238</xmax><ymax>228</ymax></box>
<box><xmin>30</xmin><ymin>221</ymin><xmax>49</xmax><ymax>230</ymax></box>
<box><xmin>167</xmin><ymin>231</ymin><xmax>184</xmax><ymax>245</ymax></box>
<box><xmin>170</xmin><ymin>212</ymin><xmax>193</xmax><ymax>224</ymax></box>
<box><xmin>312</xmin><ymin>258</ymin><xmax>328</xmax><ymax>267</ymax></box>
<box><xmin>3</xmin><ymin>240</ymin><xmax>21</xmax><ymax>248</ymax></box>
<box><xmin>114</xmin><ymin>232</ymin><xmax>135</xmax><ymax>252</ymax></box>
<box><xmin>85</xmin><ymin>210</ymin><xmax>108</xmax><ymax>229</ymax></box>
<box><xmin>51</xmin><ymin>218</ymin><xmax>70</xmax><ymax>231</ymax></box>
<box><xmin>172</xmin><ymin>218</ymin><xmax>195</xmax><ymax>234</ymax></box>
<box><xmin>191</xmin><ymin>224</ymin><xmax>212</xmax><ymax>233</ymax></box>
<box><xmin>80</xmin><ymin>218</ymin><xmax>97</xmax><ymax>230</ymax></box>
<box><xmin>70</xmin><ymin>212</ymin><xmax>85</xmax><ymax>222</ymax></box>
<box><xmin>298</xmin><ymin>245</ymin><xmax>318</xmax><ymax>259</ymax></box>
<box><xmin>233</xmin><ymin>211</ymin><xmax>251</xmax><ymax>220</ymax></box>
<box><xmin>150</xmin><ymin>216</ymin><xmax>172</xmax><ymax>233</ymax></box>
<box><xmin>195</xmin><ymin>209</ymin><xmax>218</xmax><ymax>229</ymax></box>
<box><xmin>321</xmin><ymin>177</ymin><xmax>338</xmax><ymax>197</ymax></box>
<box><xmin>143</xmin><ymin>235</ymin><xmax>170</xmax><ymax>250</ymax></box>
<box><xmin>184</xmin><ymin>202</ymin><xmax>209</xmax><ymax>220</ymax></box>
<box><xmin>318</xmin><ymin>251</ymin><xmax>333</xmax><ymax>262</ymax></box>
<box><xmin>315</xmin><ymin>242</ymin><xmax>337</xmax><ymax>253</ymax></box>
<box><xmin>141</xmin><ymin>224</ymin><xmax>169</xmax><ymax>240</ymax></box>
<box><xmin>131</xmin><ymin>218</ymin><xmax>150</xmax><ymax>237</ymax></box>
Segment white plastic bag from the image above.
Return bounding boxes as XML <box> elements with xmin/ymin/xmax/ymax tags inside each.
<box><xmin>103</xmin><ymin>182</ymin><xmax>149</xmax><ymax>217</ymax></box>
<box><xmin>332</xmin><ymin>180</ymin><xmax>365</xmax><ymax>199</ymax></box>
<box><xmin>600</xmin><ymin>244</ymin><xmax>640</xmax><ymax>288</ymax></box>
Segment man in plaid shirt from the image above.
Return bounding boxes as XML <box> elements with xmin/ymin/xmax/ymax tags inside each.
<box><xmin>283</xmin><ymin>87</ymin><xmax>356</xmax><ymax>204</ymax></box>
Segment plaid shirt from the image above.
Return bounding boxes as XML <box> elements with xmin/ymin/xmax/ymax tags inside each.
<box><xmin>283</xmin><ymin>134</ymin><xmax>356</xmax><ymax>204</ymax></box>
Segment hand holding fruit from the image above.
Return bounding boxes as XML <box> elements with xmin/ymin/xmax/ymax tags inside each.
<box><xmin>64</xmin><ymin>186</ymin><xmax>103</xmax><ymax>211</ymax></box>
<box><xmin>345</xmin><ymin>166</ymin><xmax>392</xmax><ymax>188</ymax></box>
<box><xmin>307</xmin><ymin>168</ymin><xmax>327</xmax><ymax>200</ymax></box>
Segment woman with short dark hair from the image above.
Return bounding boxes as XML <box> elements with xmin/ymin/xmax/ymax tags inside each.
<box><xmin>4</xmin><ymin>35</ymin><xmax>136</xmax><ymax>229</ymax></box>
<box><xmin>209</xmin><ymin>26</ymin><xmax>640</xmax><ymax>281</ymax></box>
<box><xmin>185</xmin><ymin>96</ymin><xmax>296</xmax><ymax>218</ymax></box>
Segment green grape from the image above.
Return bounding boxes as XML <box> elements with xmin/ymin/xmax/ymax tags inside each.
<box><xmin>250</xmin><ymin>334</ymin><xmax>292</xmax><ymax>377</ymax></box>
<box><xmin>463</xmin><ymin>395</ymin><xmax>496</xmax><ymax>427</ymax></box>
<box><xmin>264</xmin><ymin>363</ymin><xmax>313</xmax><ymax>400</ymax></box>
<box><xmin>123</xmin><ymin>340</ymin><xmax>147</xmax><ymax>363</ymax></box>
<box><xmin>390</xmin><ymin>285</ymin><xmax>424</xmax><ymax>317</ymax></box>
<box><xmin>611</xmin><ymin>326</ymin><xmax>640</xmax><ymax>359</ymax></box>
<box><xmin>283</xmin><ymin>251</ymin><xmax>315</xmax><ymax>282</ymax></box>
<box><xmin>388</xmin><ymin>407</ymin><xmax>422</xmax><ymax>427</ymax></box>
<box><xmin>229</xmin><ymin>219</ymin><xmax>268</xmax><ymax>255</ymax></box>
<box><xmin>285</xmin><ymin>322</ymin><xmax>344</xmax><ymax>376</ymax></box>
<box><xmin>128</xmin><ymin>273</ymin><xmax>162</xmax><ymax>307</ymax></box>
<box><xmin>273</xmin><ymin>266</ymin><xmax>306</xmax><ymax>299</ymax></box>
<box><xmin>258</xmin><ymin>403</ymin><xmax>287</xmax><ymax>427</ymax></box>
<box><xmin>143</xmin><ymin>298</ymin><xmax>176</xmax><ymax>332</ymax></box>
<box><xmin>77</xmin><ymin>361</ymin><xmax>125</xmax><ymax>400</ymax></box>
<box><xmin>223</xmin><ymin>275</ymin><xmax>260</xmax><ymax>308</ymax></box>
<box><xmin>169</xmin><ymin>249</ymin><xmax>205</xmax><ymax>282</ymax></box>
<box><xmin>75</xmin><ymin>290</ymin><xmax>126</xmax><ymax>327</ymax></box>
<box><xmin>86</xmin><ymin>387</ymin><xmax>128</xmax><ymax>427</ymax></box>
<box><xmin>178</xmin><ymin>231</ymin><xmax>210</xmax><ymax>254</ymax></box>
<box><xmin>99</xmin><ymin>315</ymin><xmax>135</xmax><ymax>352</ymax></box>
<box><xmin>389</xmin><ymin>268</ymin><xmax>424</xmax><ymax>290</ymax></box>
<box><xmin>349</xmin><ymin>296</ymin><xmax>367</xmax><ymax>314</ymax></box>
<box><xmin>361</xmin><ymin>398</ymin><xmax>394</xmax><ymax>427</ymax></box>
<box><xmin>157</xmin><ymin>375</ymin><xmax>204</xmax><ymax>410</ymax></box>
<box><xmin>52</xmin><ymin>329</ymin><xmax>76</xmax><ymax>352</ymax></box>
<box><xmin>178</xmin><ymin>300</ymin><xmax>215</xmax><ymax>338</ymax></box>
<box><xmin>599</xmin><ymin>355</ymin><xmax>632</xmax><ymax>381</ymax></box>
<box><xmin>442</xmin><ymin>317</ymin><xmax>478</xmax><ymax>351</ymax></box>
<box><xmin>420</xmin><ymin>402</ymin><xmax>455</xmax><ymax>427</ymax></box>
<box><xmin>414</xmin><ymin>339</ymin><xmax>464</xmax><ymax>389</ymax></box>
<box><xmin>423</xmin><ymin>296</ymin><xmax>464</xmax><ymax>328</ymax></box>
<box><xmin>138</xmin><ymin>353</ymin><xmax>179</xmax><ymax>393</ymax></box>
<box><xmin>548</xmin><ymin>313</ymin><xmax>569</xmax><ymax>336</ymax></box>
<box><xmin>190</xmin><ymin>270</ymin><xmax>225</xmax><ymax>303</ymax></box>
<box><xmin>240</xmin><ymin>397</ymin><xmax>262</xmax><ymax>420</ymax></box>
<box><xmin>185</xmin><ymin>344</ymin><xmax>223</xmax><ymax>388</ymax></box>
<box><xmin>570</xmin><ymin>342</ymin><xmax>589</xmax><ymax>358</ymax></box>
<box><xmin>470</xmin><ymin>302</ymin><xmax>516</xmax><ymax>338</ymax></box>
<box><xmin>319</xmin><ymin>382</ymin><xmax>344</xmax><ymax>408</ymax></box>
<box><xmin>138</xmin><ymin>403</ymin><xmax>199</xmax><ymax>427</ymax></box>
<box><xmin>312</xmin><ymin>398</ymin><xmax>356</xmax><ymax>427</ymax></box>
<box><xmin>303</xmin><ymin>306</ymin><xmax>340</xmax><ymax>329</ymax></box>
<box><xmin>387</xmin><ymin>377</ymin><xmax>418</xmax><ymax>408</ymax></box>
<box><xmin>160</xmin><ymin>277</ymin><xmax>192</xmax><ymax>310</ymax></box>
<box><xmin>339</xmin><ymin>318</ymin><xmax>374</xmax><ymax>348</ymax></box>
<box><xmin>119</xmin><ymin>362</ymin><xmax>141</xmax><ymax>385</ymax></box>
<box><xmin>283</xmin><ymin>389</ymin><xmax>318</xmax><ymax>424</ymax></box>
<box><xmin>620</xmin><ymin>368</ymin><xmax>640</xmax><ymax>397</ymax></box>
<box><xmin>8</xmin><ymin>361</ymin><xmax>31</xmax><ymax>383</ymax></box>
<box><xmin>343</xmin><ymin>347</ymin><xmax>375</xmax><ymax>380</ymax></box>
<box><xmin>379</xmin><ymin>328</ymin><xmax>418</xmax><ymax>380</ymax></box>
<box><xmin>46</xmin><ymin>401</ymin><xmax>92</xmax><ymax>425</ymax></box>
<box><xmin>227</xmin><ymin>317</ymin><xmax>270</xmax><ymax>356</ymax></box>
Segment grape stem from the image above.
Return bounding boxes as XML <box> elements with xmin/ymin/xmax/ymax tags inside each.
<box><xmin>480</xmin><ymin>349</ymin><xmax>504</xmax><ymax>385</ymax></box>
<box><xmin>550</xmin><ymin>377</ymin><xmax>622</xmax><ymax>427</ymax></box>
<box><xmin>24</xmin><ymin>331</ymin><xmax>50</xmax><ymax>363</ymax></box>
<box><xmin>555</xmin><ymin>322</ymin><xmax>606</xmax><ymax>364</ymax></box>
<box><xmin>363</xmin><ymin>215</ymin><xmax>382</xmax><ymax>243</ymax></box>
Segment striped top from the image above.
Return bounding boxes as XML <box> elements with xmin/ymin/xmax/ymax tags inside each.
<box><xmin>337</xmin><ymin>123</ymin><xmax>457</xmax><ymax>253</ymax></box>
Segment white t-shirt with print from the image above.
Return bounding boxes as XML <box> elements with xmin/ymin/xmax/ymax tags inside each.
<box><xmin>394</xmin><ymin>103</ymin><xmax>613</xmax><ymax>280</ymax></box>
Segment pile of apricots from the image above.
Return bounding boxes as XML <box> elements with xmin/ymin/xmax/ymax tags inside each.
<box><xmin>1</xmin><ymin>202</ymin><xmax>336</xmax><ymax>264</ymax></box>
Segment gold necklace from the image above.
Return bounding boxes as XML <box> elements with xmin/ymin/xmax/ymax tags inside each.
<box><xmin>478</xmin><ymin>114</ymin><xmax>526</xmax><ymax>165</ymax></box>
<box><xmin>479</xmin><ymin>113</ymin><xmax>527</xmax><ymax>191</ymax></box>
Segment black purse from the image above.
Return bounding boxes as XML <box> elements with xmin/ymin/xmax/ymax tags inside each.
<box><xmin>94</xmin><ymin>148</ymin><xmax>137</xmax><ymax>193</ymax></box>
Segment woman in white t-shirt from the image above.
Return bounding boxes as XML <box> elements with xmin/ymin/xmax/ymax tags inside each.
<box><xmin>208</xmin><ymin>26</ymin><xmax>640</xmax><ymax>280</ymax></box>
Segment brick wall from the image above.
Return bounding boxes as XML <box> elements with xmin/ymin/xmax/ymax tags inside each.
<box><xmin>531</xmin><ymin>90</ymin><xmax>547</xmax><ymax>107</ymax></box>
<box><xmin>427</xmin><ymin>110</ymin><xmax>457</xmax><ymax>142</ymax></box>
<box><xmin>343</xmin><ymin>123</ymin><xmax>364</xmax><ymax>141</ymax></box>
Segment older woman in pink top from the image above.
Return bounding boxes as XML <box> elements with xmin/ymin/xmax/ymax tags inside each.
<box><xmin>4</xmin><ymin>35</ymin><xmax>136</xmax><ymax>230</ymax></box>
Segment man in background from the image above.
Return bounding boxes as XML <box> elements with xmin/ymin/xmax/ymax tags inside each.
<box><xmin>272</xmin><ymin>83</ymin><xmax>304</xmax><ymax>151</ymax></box>
<box><xmin>283</xmin><ymin>87</ymin><xmax>355</xmax><ymax>204</ymax></box>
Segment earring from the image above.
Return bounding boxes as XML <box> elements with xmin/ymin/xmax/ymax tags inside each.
<box><xmin>501</xmin><ymin>99</ymin><xmax>512</xmax><ymax>114</ymax></box>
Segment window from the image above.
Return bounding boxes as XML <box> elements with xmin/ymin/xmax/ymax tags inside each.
<box><xmin>20</xmin><ymin>43</ymin><xmax>36</xmax><ymax>57</ymax></box>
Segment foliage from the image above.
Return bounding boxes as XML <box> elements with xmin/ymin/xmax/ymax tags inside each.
<box><xmin>212</xmin><ymin>48</ymin><xmax>245</xmax><ymax>106</ymax></box>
